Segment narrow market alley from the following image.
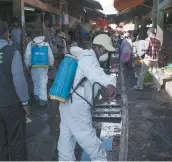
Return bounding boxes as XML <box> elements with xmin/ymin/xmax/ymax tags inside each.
<box><xmin>124</xmin><ymin>67</ymin><xmax>172</xmax><ymax>161</ymax></box>
<box><xmin>1</xmin><ymin>0</ymin><xmax>172</xmax><ymax>161</ymax></box>
<box><xmin>24</xmin><ymin>55</ymin><xmax>172</xmax><ymax>161</ymax></box>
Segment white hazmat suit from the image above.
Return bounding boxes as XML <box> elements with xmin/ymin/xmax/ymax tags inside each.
<box><xmin>58</xmin><ymin>46</ymin><xmax>117</xmax><ymax>161</ymax></box>
<box><xmin>25</xmin><ymin>36</ymin><xmax>54</xmax><ymax>102</ymax></box>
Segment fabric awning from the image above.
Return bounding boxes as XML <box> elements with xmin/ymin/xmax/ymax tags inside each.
<box><xmin>96</xmin><ymin>18</ymin><xmax>108</xmax><ymax>29</ymax></box>
<box><xmin>114</xmin><ymin>0</ymin><xmax>144</xmax><ymax>11</ymax></box>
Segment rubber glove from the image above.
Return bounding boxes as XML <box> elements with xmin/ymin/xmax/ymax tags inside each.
<box><xmin>106</xmin><ymin>84</ymin><xmax>117</xmax><ymax>99</ymax></box>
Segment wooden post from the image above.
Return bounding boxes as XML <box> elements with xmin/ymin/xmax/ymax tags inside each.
<box><xmin>152</xmin><ymin>0</ymin><xmax>164</xmax><ymax>43</ymax></box>
<box><xmin>13</xmin><ymin>0</ymin><xmax>25</xmax><ymax>57</ymax></box>
<box><xmin>152</xmin><ymin>0</ymin><xmax>158</xmax><ymax>28</ymax></box>
<box><xmin>134</xmin><ymin>16</ymin><xmax>139</xmax><ymax>30</ymax></box>
<box><xmin>157</xmin><ymin>0</ymin><xmax>164</xmax><ymax>44</ymax></box>
<box><xmin>42</xmin><ymin>11</ymin><xmax>45</xmax><ymax>36</ymax></box>
<box><xmin>13</xmin><ymin>0</ymin><xmax>25</xmax><ymax>26</ymax></box>
<box><xmin>24</xmin><ymin>0</ymin><xmax>61</xmax><ymax>15</ymax></box>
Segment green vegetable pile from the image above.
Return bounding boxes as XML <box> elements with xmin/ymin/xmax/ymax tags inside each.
<box><xmin>144</xmin><ymin>71</ymin><xmax>153</xmax><ymax>84</ymax></box>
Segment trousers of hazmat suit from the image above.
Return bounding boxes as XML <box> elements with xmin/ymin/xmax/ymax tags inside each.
<box><xmin>31</xmin><ymin>68</ymin><xmax>48</xmax><ymax>101</ymax></box>
<box><xmin>24</xmin><ymin>36</ymin><xmax>54</xmax><ymax>101</ymax></box>
<box><xmin>58</xmin><ymin>47</ymin><xmax>117</xmax><ymax>161</ymax></box>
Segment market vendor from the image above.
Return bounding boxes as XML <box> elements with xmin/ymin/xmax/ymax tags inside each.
<box><xmin>10</xmin><ymin>17</ymin><xmax>22</xmax><ymax>51</ymax></box>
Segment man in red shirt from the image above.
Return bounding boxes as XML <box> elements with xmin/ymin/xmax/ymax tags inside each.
<box><xmin>134</xmin><ymin>28</ymin><xmax>162</xmax><ymax>91</ymax></box>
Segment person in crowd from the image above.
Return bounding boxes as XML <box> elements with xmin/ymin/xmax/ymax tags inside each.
<box><xmin>75</xmin><ymin>22</ymin><xmax>83</xmax><ymax>44</ymax></box>
<box><xmin>10</xmin><ymin>17</ymin><xmax>22</xmax><ymax>51</ymax></box>
<box><xmin>47</xmin><ymin>24</ymin><xmax>55</xmax><ymax>45</ymax></box>
<box><xmin>134</xmin><ymin>28</ymin><xmax>162</xmax><ymax>91</ymax></box>
<box><xmin>58</xmin><ymin>32</ymin><xmax>68</xmax><ymax>55</ymax></box>
<box><xmin>68</xmin><ymin>29</ymin><xmax>74</xmax><ymax>41</ymax></box>
<box><xmin>120</xmin><ymin>32</ymin><xmax>133</xmax><ymax>66</ymax></box>
<box><xmin>135</xmin><ymin>35</ymin><xmax>146</xmax><ymax>59</ymax></box>
<box><xmin>117</xmin><ymin>35</ymin><xmax>123</xmax><ymax>47</ymax></box>
<box><xmin>24</xmin><ymin>31</ymin><xmax>54</xmax><ymax>106</ymax></box>
<box><xmin>0</xmin><ymin>20</ymin><xmax>30</xmax><ymax>160</ymax></box>
<box><xmin>124</xmin><ymin>32</ymin><xmax>133</xmax><ymax>47</ymax></box>
<box><xmin>58</xmin><ymin>34</ymin><xmax>117</xmax><ymax>161</ymax></box>
<box><xmin>47</xmin><ymin>26</ymin><xmax>59</xmax><ymax>56</ymax></box>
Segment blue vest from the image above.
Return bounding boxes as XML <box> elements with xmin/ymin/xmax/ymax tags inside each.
<box><xmin>31</xmin><ymin>42</ymin><xmax>49</xmax><ymax>68</ymax></box>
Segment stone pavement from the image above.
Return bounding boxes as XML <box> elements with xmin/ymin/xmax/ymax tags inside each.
<box><xmin>124</xmin><ymin>66</ymin><xmax>172</xmax><ymax>161</ymax></box>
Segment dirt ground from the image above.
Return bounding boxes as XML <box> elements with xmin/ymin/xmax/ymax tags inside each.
<box><xmin>25</xmin><ymin>61</ymin><xmax>172</xmax><ymax>161</ymax></box>
<box><xmin>124</xmin><ymin>66</ymin><xmax>172</xmax><ymax>161</ymax></box>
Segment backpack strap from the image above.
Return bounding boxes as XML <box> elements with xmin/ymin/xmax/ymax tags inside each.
<box><xmin>31</xmin><ymin>41</ymin><xmax>47</xmax><ymax>47</ymax></box>
<box><xmin>69</xmin><ymin>77</ymin><xmax>94</xmax><ymax>108</ymax></box>
<box><xmin>70</xmin><ymin>77</ymin><xmax>87</xmax><ymax>97</ymax></box>
<box><xmin>31</xmin><ymin>41</ymin><xmax>38</xmax><ymax>47</ymax></box>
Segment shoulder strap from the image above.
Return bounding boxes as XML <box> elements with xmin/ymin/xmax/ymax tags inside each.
<box><xmin>69</xmin><ymin>77</ymin><xmax>93</xmax><ymax>108</ymax></box>
<box><xmin>32</xmin><ymin>41</ymin><xmax>48</xmax><ymax>47</ymax></box>
<box><xmin>69</xmin><ymin>77</ymin><xmax>87</xmax><ymax>97</ymax></box>
<box><xmin>32</xmin><ymin>41</ymin><xmax>37</xmax><ymax>47</ymax></box>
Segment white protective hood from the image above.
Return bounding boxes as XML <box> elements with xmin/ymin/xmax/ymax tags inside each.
<box><xmin>33</xmin><ymin>36</ymin><xmax>45</xmax><ymax>44</ymax></box>
<box><xmin>70</xmin><ymin>46</ymin><xmax>109</xmax><ymax>62</ymax></box>
<box><xmin>70</xmin><ymin>46</ymin><xmax>85</xmax><ymax>59</ymax></box>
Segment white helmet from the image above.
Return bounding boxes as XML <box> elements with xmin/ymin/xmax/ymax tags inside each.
<box><xmin>93</xmin><ymin>34</ymin><xmax>116</xmax><ymax>52</ymax></box>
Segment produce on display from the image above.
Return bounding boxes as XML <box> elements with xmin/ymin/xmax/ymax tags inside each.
<box><xmin>164</xmin><ymin>65</ymin><xmax>172</xmax><ymax>76</ymax></box>
<box><xmin>144</xmin><ymin>71</ymin><xmax>153</xmax><ymax>84</ymax></box>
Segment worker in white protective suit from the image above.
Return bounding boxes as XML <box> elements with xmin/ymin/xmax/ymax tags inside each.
<box><xmin>58</xmin><ymin>34</ymin><xmax>117</xmax><ymax>161</ymax></box>
<box><xmin>25</xmin><ymin>35</ymin><xmax>54</xmax><ymax>106</ymax></box>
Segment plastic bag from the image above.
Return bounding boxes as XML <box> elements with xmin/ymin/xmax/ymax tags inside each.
<box><xmin>120</xmin><ymin>52</ymin><xmax>132</xmax><ymax>62</ymax></box>
<box><xmin>136</xmin><ymin>40</ymin><xmax>146</xmax><ymax>57</ymax></box>
<box><xmin>63</xmin><ymin>14</ymin><xmax>69</xmax><ymax>25</ymax></box>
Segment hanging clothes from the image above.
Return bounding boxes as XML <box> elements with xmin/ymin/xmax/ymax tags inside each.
<box><xmin>63</xmin><ymin>14</ymin><xmax>69</xmax><ymax>25</ymax></box>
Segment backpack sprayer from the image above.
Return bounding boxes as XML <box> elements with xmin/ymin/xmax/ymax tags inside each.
<box><xmin>49</xmin><ymin>51</ymin><xmax>121</xmax><ymax>119</ymax></box>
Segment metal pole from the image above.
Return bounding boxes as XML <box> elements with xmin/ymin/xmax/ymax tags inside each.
<box><xmin>152</xmin><ymin>0</ymin><xmax>158</xmax><ymax>28</ymax></box>
<box><xmin>118</xmin><ymin>62</ymin><xmax>129</xmax><ymax>161</ymax></box>
<box><xmin>42</xmin><ymin>11</ymin><xmax>45</xmax><ymax>36</ymax></box>
<box><xmin>106</xmin><ymin>52</ymin><xmax>112</xmax><ymax>70</ymax></box>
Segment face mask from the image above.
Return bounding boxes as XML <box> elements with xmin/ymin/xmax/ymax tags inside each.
<box><xmin>94</xmin><ymin>46</ymin><xmax>107</xmax><ymax>59</ymax></box>
<box><xmin>99</xmin><ymin>53</ymin><xmax>108</xmax><ymax>62</ymax></box>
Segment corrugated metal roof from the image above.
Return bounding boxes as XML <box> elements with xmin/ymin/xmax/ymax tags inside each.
<box><xmin>68</xmin><ymin>2</ymin><xmax>104</xmax><ymax>20</ymax></box>
<box><xmin>41</xmin><ymin>0</ymin><xmax>103</xmax><ymax>10</ymax></box>
<box><xmin>41</xmin><ymin>0</ymin><xmax>103</xmax><ymax>20</ymax></box>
